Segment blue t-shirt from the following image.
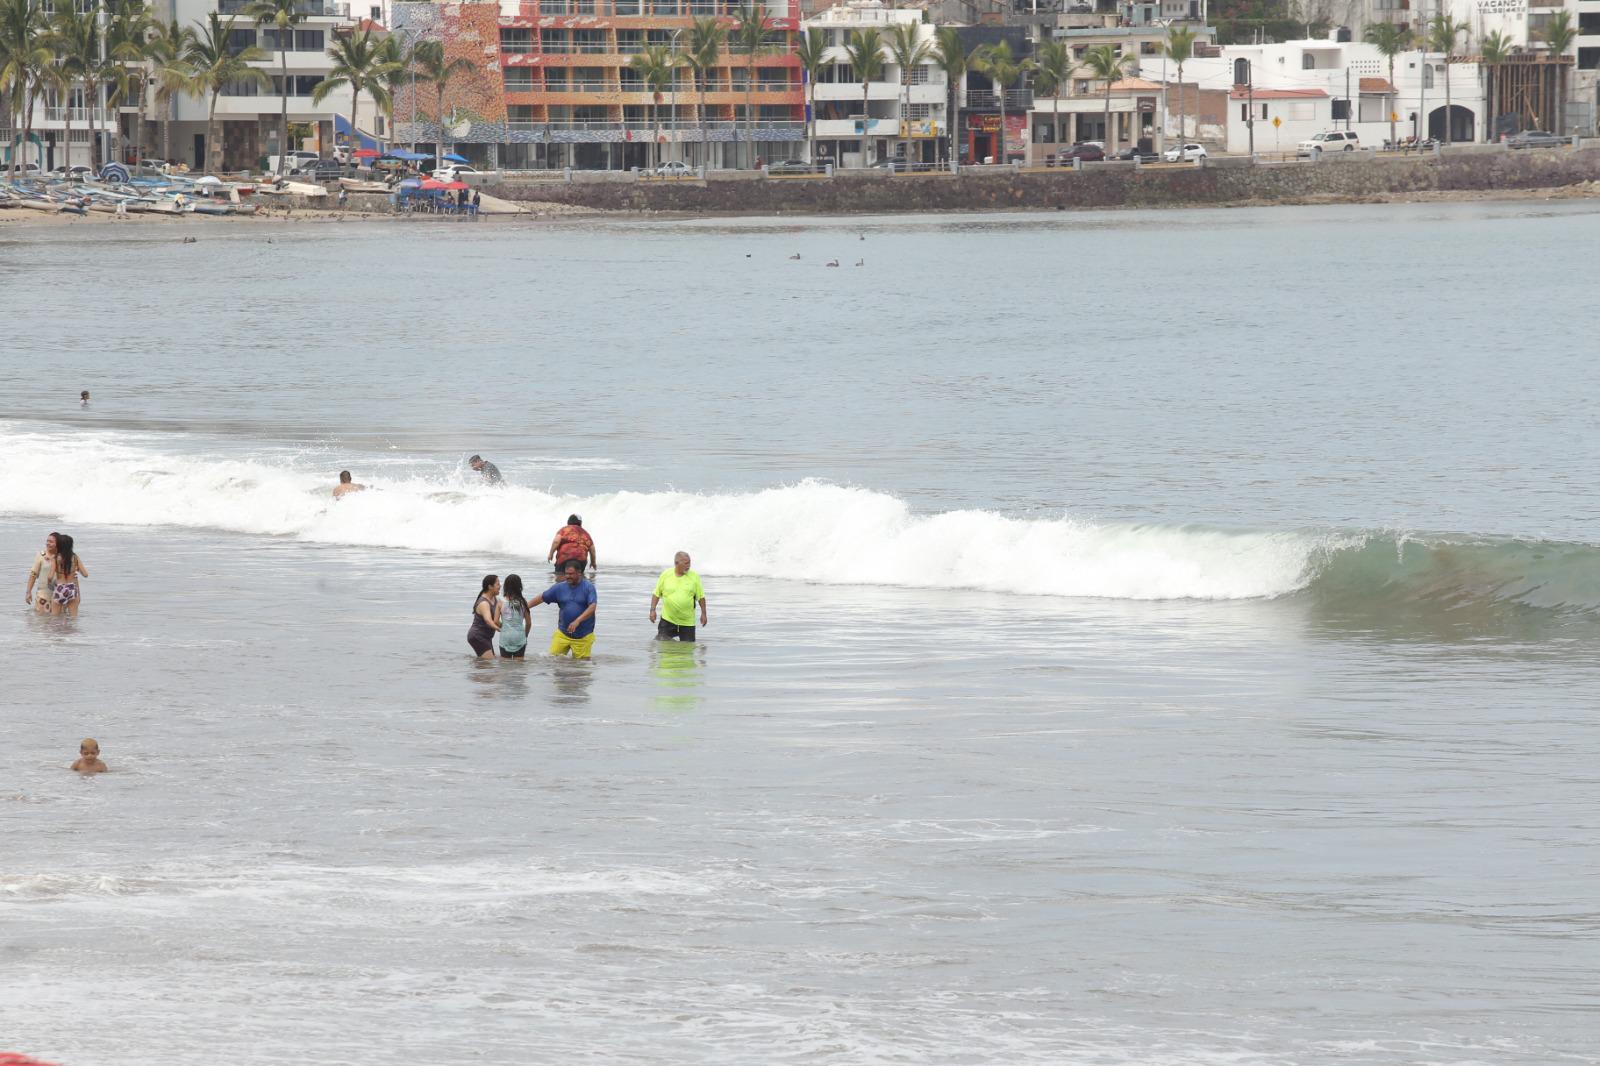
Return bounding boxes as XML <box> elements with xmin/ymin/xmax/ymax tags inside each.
<box><xmin>540</xmin><ymin>579</ymin><xmax>597</xmax><ymax>638</ymax></box>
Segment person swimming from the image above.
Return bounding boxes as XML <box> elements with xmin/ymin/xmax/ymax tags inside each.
<box><xmin>71</xmin><ymin>738</ymin><xmax>106</xmax><ymax>774</ymax></box>
<box><xmin>333</xmin><ymin>470</ymin><xmax>366</xmax><ymax>498</ymax></box>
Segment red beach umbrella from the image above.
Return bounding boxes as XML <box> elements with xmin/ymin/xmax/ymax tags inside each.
<box><xmin>440</xmin><ymin>180</ymin><xmax>469</xmax><ymax>191</ymax></box>
<box><xmin>353</xmin><ymin>148</ymin><xmax>379</xmax><ymax>159</ymax></box>
<box><xmin>418</xmin><ymin>178</ymin><xmax>447</xmax><ymax>190</ymax></box>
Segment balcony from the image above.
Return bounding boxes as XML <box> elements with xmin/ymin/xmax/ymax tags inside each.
<box><xmin>542</xmin><ymin>81</ymin><xmax>618</xmax><ymax>92</ymax></box>
<box><xmin>41</xmin><ymin>106</ymin><xmax>108</xmax><ymax>122</ymax></box>
<box><xmin>219</xmin><ymin>0</ymin><xmax>348</xmax><ymax>15</ymax></box>
<box><xmin>964</xmin><ymin>89</ymin><xmax>1033</xmax><ymax>109</ymax></box>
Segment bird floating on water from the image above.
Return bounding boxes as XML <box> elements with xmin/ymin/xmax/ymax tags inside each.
<box><xmin>825</xmin><ymin>258</ymin><xmax>839</xmax><ymax>267</ymax></box>
<box><xmin>789</xmin><ymin>253</ymin><xmax>801</xmax><ymax>260</ymax></box>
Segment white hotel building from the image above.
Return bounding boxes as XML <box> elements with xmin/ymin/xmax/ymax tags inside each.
<box><xmin>801</xmin><ymin>0</ymin><xmax>948</xmax><ymax>168</ymax></box>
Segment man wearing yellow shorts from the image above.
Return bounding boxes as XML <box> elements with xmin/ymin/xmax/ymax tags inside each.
<box><xmin>530</xmin><ymin>559</ymin><xmax>597</xmax><ymax>658</ymax></box>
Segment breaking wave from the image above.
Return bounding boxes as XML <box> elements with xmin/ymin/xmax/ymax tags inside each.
<box><xmin>3</xmin><ymin>427</ymin><xmax>1598</xmax><ymax>612</ymax></box>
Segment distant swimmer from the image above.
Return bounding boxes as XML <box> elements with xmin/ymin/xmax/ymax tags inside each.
<box><xmin>826</xmin><ymin>259</ymin><xmax>839</xmax><ymax>267</ymax></box>
<box><xmin>468</xmin><ymin>574</ymin><xmax>501</xmax><ymax>659</ymax></box>
<box><xmin>332</xmin><ymin>470</ymin><xmax>366</xmax><ymax>498</ymax></box>
<box><xmin>469</xmin><ymin>454</ymin><xmax>502</xmax><ymax>484</ymax></box>
<box><xmin>547</xmin><ymin>514</ymin><xmax>596</xmax><ymax>576</ymax></box>
<box><xmin>649</xmin><ymin>551</ymin><xmax>707</xmax><ymax>642</ymax></box>
<box><xmin>79</xmin><ymin>390</ymin><xmax>89</xmax><ymax>407</ymax></box>
<box><xmin>71</xmin><ymin>738</ymin><xmax>107</xmax><ymax>774</ymax></box>
<box><xmin>529</xmin><ymin>559</ymin><xmax>596</xmax><ymax>659</ymax></box>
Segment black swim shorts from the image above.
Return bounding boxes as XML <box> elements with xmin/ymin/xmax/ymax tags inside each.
<box><xmin>656</xmin><ymin>620</ymin><xmax>696</xmax><ymax>642</ymax></box>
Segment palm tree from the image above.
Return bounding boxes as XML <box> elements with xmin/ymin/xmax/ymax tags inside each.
<box><xmin>629</xmin><ymin>43</ymin><xmax>678</xmax><ymax>170</ymax></box>
<box><xmin>174</xmin><ymin>12</ymin><xmax>268</xmax><ymax>173</ymax></box>
<box><xmin>1031</xmin><ymin>39</ymin><xmax>1071</xmax><ymax>163</ymax></box>
<box><xmin>731</xmin><ymin>3</ymin><xmax>774</xmax><ymax>168</ymax></box>
<box><xmin>681</xmin><ymin>15</ymin><xmax>725</xmax><ymax>170</ymax></box>
<box><xmin>1535</xmin><ymin>10</ymin><xmax>1576</xmax><ymax>135</ymax></box>
<box><xmin>410</xmin><ymin>39</ymin><xmax>472</xmax><ymax>166</ymax></box>
<box><xmin>312</xmin><ymin>26</ymin><xmax>396</xmax><ymax>167</ymax></box>
<box><xmin>107</xmin><ymin>1</ymin><xmax>159</xmax><ymax>167</ymax></box>
<box><xmin>1162</xmin><ymin>24</ymin><xmax>1196</xmax><ymax>148</ymax></box>
<box><xmin>973</xmin><ymin>39</ymin><xmax>1030</xmax><ymax>164</ymax></box>
<box><xmin>1426</xmin><ymin>14</ymin><xmax>1467</xmax><ymax>144</ymax></box>
<box><xmin>245</xmin><ymin>0</ymin><xmax>305</xmax><ymax>175</ymax></box>
<box><xmin>45</xmin><ymin>2</ymin><xmax>98</xmax><ymax>172</ymax></box>
<box><xmin>149</xmin><ymin>16</ymin><xmax>192</xmax><ymax>164</ymax></box>
<box><xmin>931</xmin><ymin>26</ymin><xmax>969</xmax><ymax>166</ymax></box>
<box><xmin>1363</xmin><ymin>22</ymin><xmax>1410</xmax><ymax>149</ymax></box>
<box><xmin>1080</xmin><ymin>43</ymin><xmax>1131</xmax><ymax>152</ymax></box>
<box><xmin>1478</xmin><ymin>29</ymin><xmax>1509</xmax><ymax>143</ymax></box>
<box><xmin>794</xmin><ymin>26</ymin><xmax>826</xmax><ymax>165</ymax></box>
<box><xmin>373</xmin><ymin>32</ymin><xmax>411</xmax><ymax>151</ymax></box>
<box><xmin>843</xmin><ymin>26</ymin><xmax>884</xmax><ymax>168</ymax></box>
<box><xmin>887</xmin><ymin>22</ymin><xmax>930</xmax><ymax>167</ymax></box>
<box><xmin>0</xmin><ymin>0</ymin><xmax>52</xmax><ymax>176</ymax></box>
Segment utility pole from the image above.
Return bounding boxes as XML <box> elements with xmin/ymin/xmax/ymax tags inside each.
<box><xmin>1246</xmin><ymin>58</ymin><xmax>1254</xmax><ymax>157</ymax></box>
<box><xmin>1345</xmin><ymin>66</ymin><xmax>1351</xmax><ymax>131</ymax></box>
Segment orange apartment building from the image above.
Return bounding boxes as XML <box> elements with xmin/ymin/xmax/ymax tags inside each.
<box><xmin>392</xmin><ymin>0</ymin><xmax>807</xmax><ymax>170</ymax></box>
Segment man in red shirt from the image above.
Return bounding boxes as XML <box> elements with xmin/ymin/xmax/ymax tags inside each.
<box><xmin>547</xmin><ymin>514</ymin><xmax>596</xmax><ymax>576</ymax></box>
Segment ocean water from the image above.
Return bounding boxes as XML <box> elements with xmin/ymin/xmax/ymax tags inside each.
<box><xmin>3</xmin><ymin>203</ymin><xmax>1599</xmax><ymax>1066</ymax></box>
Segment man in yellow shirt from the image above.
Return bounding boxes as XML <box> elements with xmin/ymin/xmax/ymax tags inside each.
<box><xmin>649</xmin><ymin>551</ymin><xmax>707</xmax><ymax>642</ymax></box>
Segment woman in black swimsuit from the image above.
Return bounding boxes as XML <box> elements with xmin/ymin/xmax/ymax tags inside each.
<box><xmin>468</xmin><ymin>574</ymin><xmax>500</xmax><ymax>658</ymax></box>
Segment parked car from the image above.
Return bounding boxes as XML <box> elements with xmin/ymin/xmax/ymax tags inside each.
<box><xmin>45</xmin><ymin>165</ymin><xmax>93</xmax><ymax>180</ymax></box>
<box><xmin>1297</xmin><ymin>130</ymin><xmax>1360</xmax><ymax>156</ymax></box>
<box><xmin>432</xmin><ymin>164</ymin><xmax>480</xmax><ymax>182</ymax></box>
<box><xmin>767</xmin><ymin>159</ymin><xmax>817</xmax><ymax>174</ymax></box>
<box><xmin>1111</xmin><ymin>146</ymin><xmax>1159</xmax><ymax>163</ymax></box>
<box><xmin>1163</xmin><ymin>142</ymin><xmax>1209</xmax><ymax>162</ymax></box>
<box><xmin>268</xmin><ymin>150</ymin><xmax>319</xmax><ymax>174</ymax></box>
<box><xmin>653</xmin><ymin>160</ymin><xmax>695</xmax><ymax>176</ymax></box>
<box><xmin>294</xmin><ymin>159</ymin><xmax>345</xmax><ymax>179</ymax></box>
<box><xmin>9</xmin><ymin>162</ymin><xmax>42</xmax><ymax>176</ymax></box>
<box><xmin>1049</xmin><ymin>143</ymin><xmax>1105</xmax><ymax>165</ymax></box>
<box><xmin>1506</xmin><ymin>130</ymin><xmax>1565</xmax><ymax>149</ymax></box>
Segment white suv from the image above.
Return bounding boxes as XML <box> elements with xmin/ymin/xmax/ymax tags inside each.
<box><xmin>1298</xmin><ymin>131</ymin><xmax>1360</xmax><ymax>156</ymax></box>
<box><xmin>432</xmin><ymin>164</ymin><xmax>480</xmax><ymax>183</ymax></box>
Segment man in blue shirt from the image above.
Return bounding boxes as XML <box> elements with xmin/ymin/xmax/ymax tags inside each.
<box><xmin>530</xmin><ymin>558</ymin><xmax>597</xmax><ymax>658</ymax></box>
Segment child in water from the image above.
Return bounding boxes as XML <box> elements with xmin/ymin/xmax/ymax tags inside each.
<box><xmin>71</xmin><ymin>738</ymin><xmax>107</xmax><ymax>774</ymax></box>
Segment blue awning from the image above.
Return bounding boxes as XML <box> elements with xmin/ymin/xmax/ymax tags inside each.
<box><xmin>441</xmin><ymin>152</ymin><xmax>468</xmax><ymax>163</ymax></box>
<box><xmin>382</xmin><ymin>149</ymin><xmax>431</xmax><ymax>161</ymax></box>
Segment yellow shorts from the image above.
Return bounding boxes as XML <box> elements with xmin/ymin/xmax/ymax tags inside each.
<box><xmin>549</xmin><ymin>630</ymin><xmax>595</xmax><ymax>659</ymax></box>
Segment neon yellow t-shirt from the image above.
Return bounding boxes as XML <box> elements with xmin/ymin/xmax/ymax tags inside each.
<box><xmin>653</xmin><ymin>568</ymin><xmax>704</xmax><ymax>627</ymax></box>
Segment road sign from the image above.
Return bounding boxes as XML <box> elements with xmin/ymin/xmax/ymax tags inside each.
<box><xmin>1272</xmin><ymin>116</ymin><xmax>1281</xmax><ymax>129</ymax></box>
<box><xmin>1390</xmin><ymin>111</ymin><xmax>1399</xmax><ymax>123</ymax></box>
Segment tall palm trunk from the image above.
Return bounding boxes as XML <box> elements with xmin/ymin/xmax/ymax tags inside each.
<box><xmin>435</xmin><ymin>84</ymin><xmax>444</xmax><ymax>166</ymax></box>
<box><xmin>651</xmin><ymin>90</ymin><xmax>661</xmax><ymax>170</ymax></box>
<box><xmin>806</xmin><ymin>76</ymin><xmax>814</xmax><ymax>164</ymax></box>
<box><xmin>134</xmin><ymin>76</ymin><xmax>148</xmax><ymax>163</ymax></box>
<box><xmin>1443</xmin><ymin>62</ymin><xmax>1452</xmax><ymax>144</ymax></box>
<box><xmin>948</xmin><ymin>75</ymin><xmax>958</xmax><ymax>165</ymax></box>
<box><xmin>206</xmin><ymin>90</ymin><xmax>219</xmax><ymax>172</ymax></box>
<box><xmin>1052</xmin><ymin>92</ymin><xmax>1059</xmax><ymax>157</ymax></box>
<box><xmin>899</xmin><ymin>69</ymin><xmax>908</xmax><ymax>163</ymax></box>
<box><xmin>743</xmin><ymin>59</ymin><xmax>752</xmax><ymax>167</ymax></box>
<box><xmin>85</xmin><ymin>75</ymin><xmax>101</xmax><ymax>171</ymax></box>
<box><xmin>161</xmin><ymin>95</ymin><xmax>171</xmax><ymax>162</ymax></box>
<box><xmin>1102</xmin><ymin>85</ymin><xmax>1111</xmax><ymax>152</ymax></box>
<box><xmin>1389</xmin><ymin>55</ymin><xmax>1397</xmax><ymax>147</ymax></box>
<box><xmin>859</xmin><ymin>75</ymin><xmax>869</xmax><ymax>166</ymax></box>
<box><xmin>699</xmin><ymin>73</ymin><xmax>708</xmax><ymax>168</ymax></box>
<box><xmin>1176</xmin><ymin>59</ymin><xmax>1185</xmax><ymax>144</ymax></box>
<box><xmin>62</xmin><ymin>90</ymin><xmax>72</xmax><ymax>172</ymax></box>
<box><xmin>349</xmin><ymin>91</ymin><xmax>360</xmax><ymax>166</ymax></box>
<box><xmin>278</xmin><ymin>46</ymin><xmax>288</xmax><ymax>173</ymax></box>
<box><xmin>1485</xmin><ymin>68</ymin><xmax>1495</xmax><ymax>143</ymax></box>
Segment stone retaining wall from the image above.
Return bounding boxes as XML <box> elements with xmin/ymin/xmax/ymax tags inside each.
<box><xmin>482</xmin><ymin>149</ymin><xmax>1600</xmax><ymax>215</ymax></box>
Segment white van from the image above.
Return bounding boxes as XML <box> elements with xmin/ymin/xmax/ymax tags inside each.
<box><xmin>1298</xmin><ymin>131</ymin><xmax>1360</xmax><ymax>156</ymax></box>
<box><xmin>267</xmin><ymin>150</ymin><xmax>320</xmax><ymax>174</ymax></box>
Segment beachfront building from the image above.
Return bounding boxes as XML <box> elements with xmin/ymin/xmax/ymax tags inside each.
<box><xmin>1334</xmin><ymin>0</ymin><xmax>1588</xmax><ymax>136</ymax></box>
<box><xmin>1173</xmin><ymin>35</ymin><xmax>1487</xmax><ymax>148</ymax></box>
<box><xmin>950</xmin><ymin>24</ymin><xmax>1032</xmax><ymax>163</ymax></box>
<box><xmin>803</xmin><ymin>0</ymin><xmax>948</xmax><ymax>167</ymax></box>
<box><xmin>1038</xmin><ymin>3</ymin><xmax>1216</xmax><ymax>153</ymax></box>
<box><xmin>144</xmin><ymin>0</ymin><xmax>377</xmax><ymax>171</ymax></box>
<box><xmin>389</xmin><ymin>0</ymin><xmax>805</xmax><ymax>171</ymax></box>
<box><xmin>1025</xmin><ymin>76</ymin><xmax>1163</xmax><ymax>159</ymax></box>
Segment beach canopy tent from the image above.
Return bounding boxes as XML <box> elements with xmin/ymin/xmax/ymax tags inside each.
<box><xmin>441</xmin><ymin>152</ymin><xmax>469</xmax><ymax>163</ymax></box>
<box><xmin>382</xmin><ymin>149</ymin><xmax>431</xmax><ymax>162</ymax></box>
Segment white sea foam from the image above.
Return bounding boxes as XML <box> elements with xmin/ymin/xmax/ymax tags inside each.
<box><xmin>0</xmin><ymin>428</ymin><xmax>1326</xmax><ymax>600</ymax></box>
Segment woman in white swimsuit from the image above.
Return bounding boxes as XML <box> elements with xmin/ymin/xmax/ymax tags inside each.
<box><xmin>50</xmin><ymin>533</ymin><xmax>88</xmax><ymax>617</ymax></box>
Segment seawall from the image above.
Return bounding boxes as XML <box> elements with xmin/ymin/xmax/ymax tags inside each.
<box><xmin>483</xmin><ymin>147</ymin><xmax>1600</xmax><ymax>215</ymax></box>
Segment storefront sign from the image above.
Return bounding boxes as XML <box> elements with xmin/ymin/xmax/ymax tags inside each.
<box><xmin>1477</xmin><ymin>0</ymin><xmax>1525</xmax><ymax>13</ymax></box>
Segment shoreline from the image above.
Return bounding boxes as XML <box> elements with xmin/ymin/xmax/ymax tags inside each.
<box><xmin>5</xmin><ymin>180</ymin><xmax>1600</xmax><ymax>228</ymax></box>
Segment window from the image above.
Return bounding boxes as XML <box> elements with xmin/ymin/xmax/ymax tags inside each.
<box><xmin>370</xmin><ymin>6</ymin><xmax>381</xmax><ymax>21</ymax></box>
<box><xmin>227</xmin><ymin>28</ymin><xmax>256</xmax><ymax>52</ymax></box>
<box><xmin>1261</xmin><ymin>104</ymin><xmax>1268</xmax><ymax>120</ymax></box>
<box><xmin>504</xmin><ymin>68</ymin><xmax>534</xmax><ymax>91</ymax></box>
<box><xmin>508</xmin><ymin>105</ymin><xmax>536</xmax><ymax>122</ymax></box>
<box><xmin>500</xmin><ymin>28</ymin><xmax>532</xmax><ymax>53</ymax></box>
<box><xmin>1331</xmin><ymin>98</ymin><xmax>1350</xmax><ymax>120</ymax></box>
<box><xmin>1141</xmin><ymin>41</ymin><xmax>1158</xmax><ymax>56</ymax></box>
<box><xmin>295</xmin><ymin>30</ymin><xmax>324</xmax><ymax>52</ymax></box>
<box><xmin>1234</xmin><ymin>58</ymin><xmax>1249</xmax><ymax>85</ymax></box>
<box><xmin>1302</xmin><ymin>53</ymin><xmax>1315</xmax><ymax>69</ymax></box>
<box><xmin>1240</xmin><ymin>103</ymin><xmax>1247</xmax><ymax>121</ymax></box>
<box><xmin>262</xmin><ymin>28</ymin><xmax>290</xmax><ymax>49</ymax></box>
